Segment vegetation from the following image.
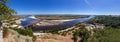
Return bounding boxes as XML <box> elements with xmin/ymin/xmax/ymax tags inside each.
<box><xmin>0</xmin><ymin>0</ymin><xmax>17</xmax><ymax>20</ymax></box>
<box><xmin>87</xmin><ymin>27</ymin><xmax>120</xmax><ymax>42</ymax></box>
<box><xmin>73</xmin><ymin>24</ymin><xmax>120</xmax><ymax>42</ymax></box>
<box><xmin>72</xmin><ymin>27</ymin><xmax>91</xmax><ymax>42</ymax></box>
<box><xmin>79</xmin><ymin>28</ymin><xmax>91</xmax><ymax>42</ymax></box>
<box><xmin>11</xmin><ymin>28</ymin><xmax>33</xmax><ymax>36</ymax></box>
<box><xmin>1</xmin><ymin>0</ymin><xmax>37</xmax><ymax>41</ymax></box>
<box><xmin>47</xmin><ymin>29</ymin><xmax>59</xmax><ymax>34</ymax></box>
<box><xmin>3</xmin><ymin>27</ymin><xmax>8</xmax><ymax>38</ymax></box>
<box><xmin>10</xmin><ymin>28</ymin><xmax>36</xmax><ymax>41</ymax></box>
<box><xmin>73</xmin><ymin>16</ymin><xmax>120</xmax><ymax>42</ymax></box>
<box><xmin>72</xmin><ymin>30</ymin><xmax>79</xmax><ymax>42</ymax></box>
<box><xmin>88</xmin><ymin>16</ymin><xmax>120</xmax><ymax>28</ymax></box>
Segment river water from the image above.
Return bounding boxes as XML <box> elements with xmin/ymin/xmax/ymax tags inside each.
<box><xmin>32</xmin><ymin>15</ymin><xmax>95</xmax><ymax>30</ymax></box>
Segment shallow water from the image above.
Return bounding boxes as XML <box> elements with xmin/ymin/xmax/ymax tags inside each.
<box><xmin>31</xmin><ymin>15</ymin><xmax>95</xmax><ymax>30</ymax></box>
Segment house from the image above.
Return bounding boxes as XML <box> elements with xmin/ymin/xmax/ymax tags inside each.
<box><xmin>94</xmin><ymin>23</ymin><xmax>105</xmax><ymax>29</ymax></box>
<box><xmin>33</xmin><ymin>33</ymin><xmax>46</xmax><ymax>36</ymax></box>
<box><xmin>85</xmin><ymin>24</ymin><xmax>95</xmax><ymax>29</ymax></box>
<box><xmin>81</xmin><ymin>23</ymin><xmax>95</xmax><ymax>29</ymax></box>
<box><xmin>81</xmin><ymin>23</ymin><xmax>105</xmax><ymax>30</ymax></box>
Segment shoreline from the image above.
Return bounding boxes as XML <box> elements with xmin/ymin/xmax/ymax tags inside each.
<box><xmin>50</xmin><ymin>19</ymin><xmax>75</xmax><ymax>22</ymax></box>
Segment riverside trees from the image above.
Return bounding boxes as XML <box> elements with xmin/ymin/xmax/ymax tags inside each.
<box><xmin>73</xmin><ymin>26</ymin><xmax>120</xmax><ymax>42</ymax></box>
<box><xmin>72</xmin><ymin>15</ymin><xmax>120</xmax><ymax>42</ymax></box>
<box><xmin>88</xmin><ymin>16</ymin><xmax>120</xmax><ymax>28</ymax></box>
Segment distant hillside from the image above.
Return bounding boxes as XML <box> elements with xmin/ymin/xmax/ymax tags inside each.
<box><xmin>16</xmin><ymin>15</ymin><xmax>89</xmax><ymax>20</ymax></box>
<box><xmin>88</xmin><ymin>15</ymin><xmax>120</xmax><ymax>28</ymax></box>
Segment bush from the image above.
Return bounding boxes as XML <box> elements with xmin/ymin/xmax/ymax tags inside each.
<box><xmin>87</xmin><ymin>27</ymin><xmax>120</xmax><ymax>42</ymax></box>
<box><xmin>10</xmin><ymin>27</ymin><xmax>37</xmax><ymax>40</ymax></box>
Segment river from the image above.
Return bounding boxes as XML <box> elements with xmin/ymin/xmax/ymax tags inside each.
<box><xmin>31</xmin><ymin>15</ymin><xmax>95</xmax><ymax>30</ymax></box>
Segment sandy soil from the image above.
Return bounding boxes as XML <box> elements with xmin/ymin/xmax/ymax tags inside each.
<box><xmin>35</xmin><ymin>34</ymin><xmax>74</xmax><ymax>42</ymax></box>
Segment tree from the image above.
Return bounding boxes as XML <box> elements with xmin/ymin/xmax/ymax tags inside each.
<box><xmin>88</xmin><ymin>16</ymin><xmax>120</xmax><ymax>28</ymax></box>
<box><xmin>0</xmin><ymin>0</ymin><xmax>17</xmax><ymax>20</ymax></box>
<box><xmin>72</xmin><ymin>27</ymin><xmax>91</xmax><ymax>42</ymax></box>
<box><xmin>73</xmin><ymin>30</ymin><xmax>79</xmax><ymax>42</ymax></box>
<box><xmin>0</xmin><ymin>0</ymin><xmax>17</xmax><ymax>33</ymax></box>
<box><xmin>1</xmin><ymin>0</ymin><xmax>37</xmax><ymax>41</ymax></box>
<box><xmin>79</xmin><ymin>28</ymin><xmax>91</xmax><ymax>42</ymax></box>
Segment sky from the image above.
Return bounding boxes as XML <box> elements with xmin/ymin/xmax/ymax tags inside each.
<box><xmin>10</xmin><ymin>0</ymin><xmax>120</xmax><ymax>15</ymax></box>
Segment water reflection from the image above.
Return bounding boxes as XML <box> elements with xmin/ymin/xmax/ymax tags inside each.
<box><xmin>31</xmin><ymin>15</ymin><xmax>95</xmax><ymax>30</ymax></box>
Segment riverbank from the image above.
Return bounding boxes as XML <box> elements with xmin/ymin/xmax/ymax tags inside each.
<box><xmin>50</xmin><ymin>19</ymin><xmax>75</xmax><ymax>22</ymax></box>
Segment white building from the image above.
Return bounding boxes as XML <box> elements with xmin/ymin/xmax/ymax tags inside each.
<box><xmin>85</xmin><ymin>24</ymin><xmax>96</xmax><ymax>29</ymax></box>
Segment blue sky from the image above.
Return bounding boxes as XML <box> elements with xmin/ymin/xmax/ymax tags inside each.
<box><xmin>10</xmin><ymin>0</ymin><xmax>120</xmax><ymax>15</ymax></box>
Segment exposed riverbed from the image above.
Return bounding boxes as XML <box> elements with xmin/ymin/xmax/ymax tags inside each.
<box><xmin>31</xmin><ymin>15</ymin><xmax>95</xmax><ymax>30</ymax></box>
